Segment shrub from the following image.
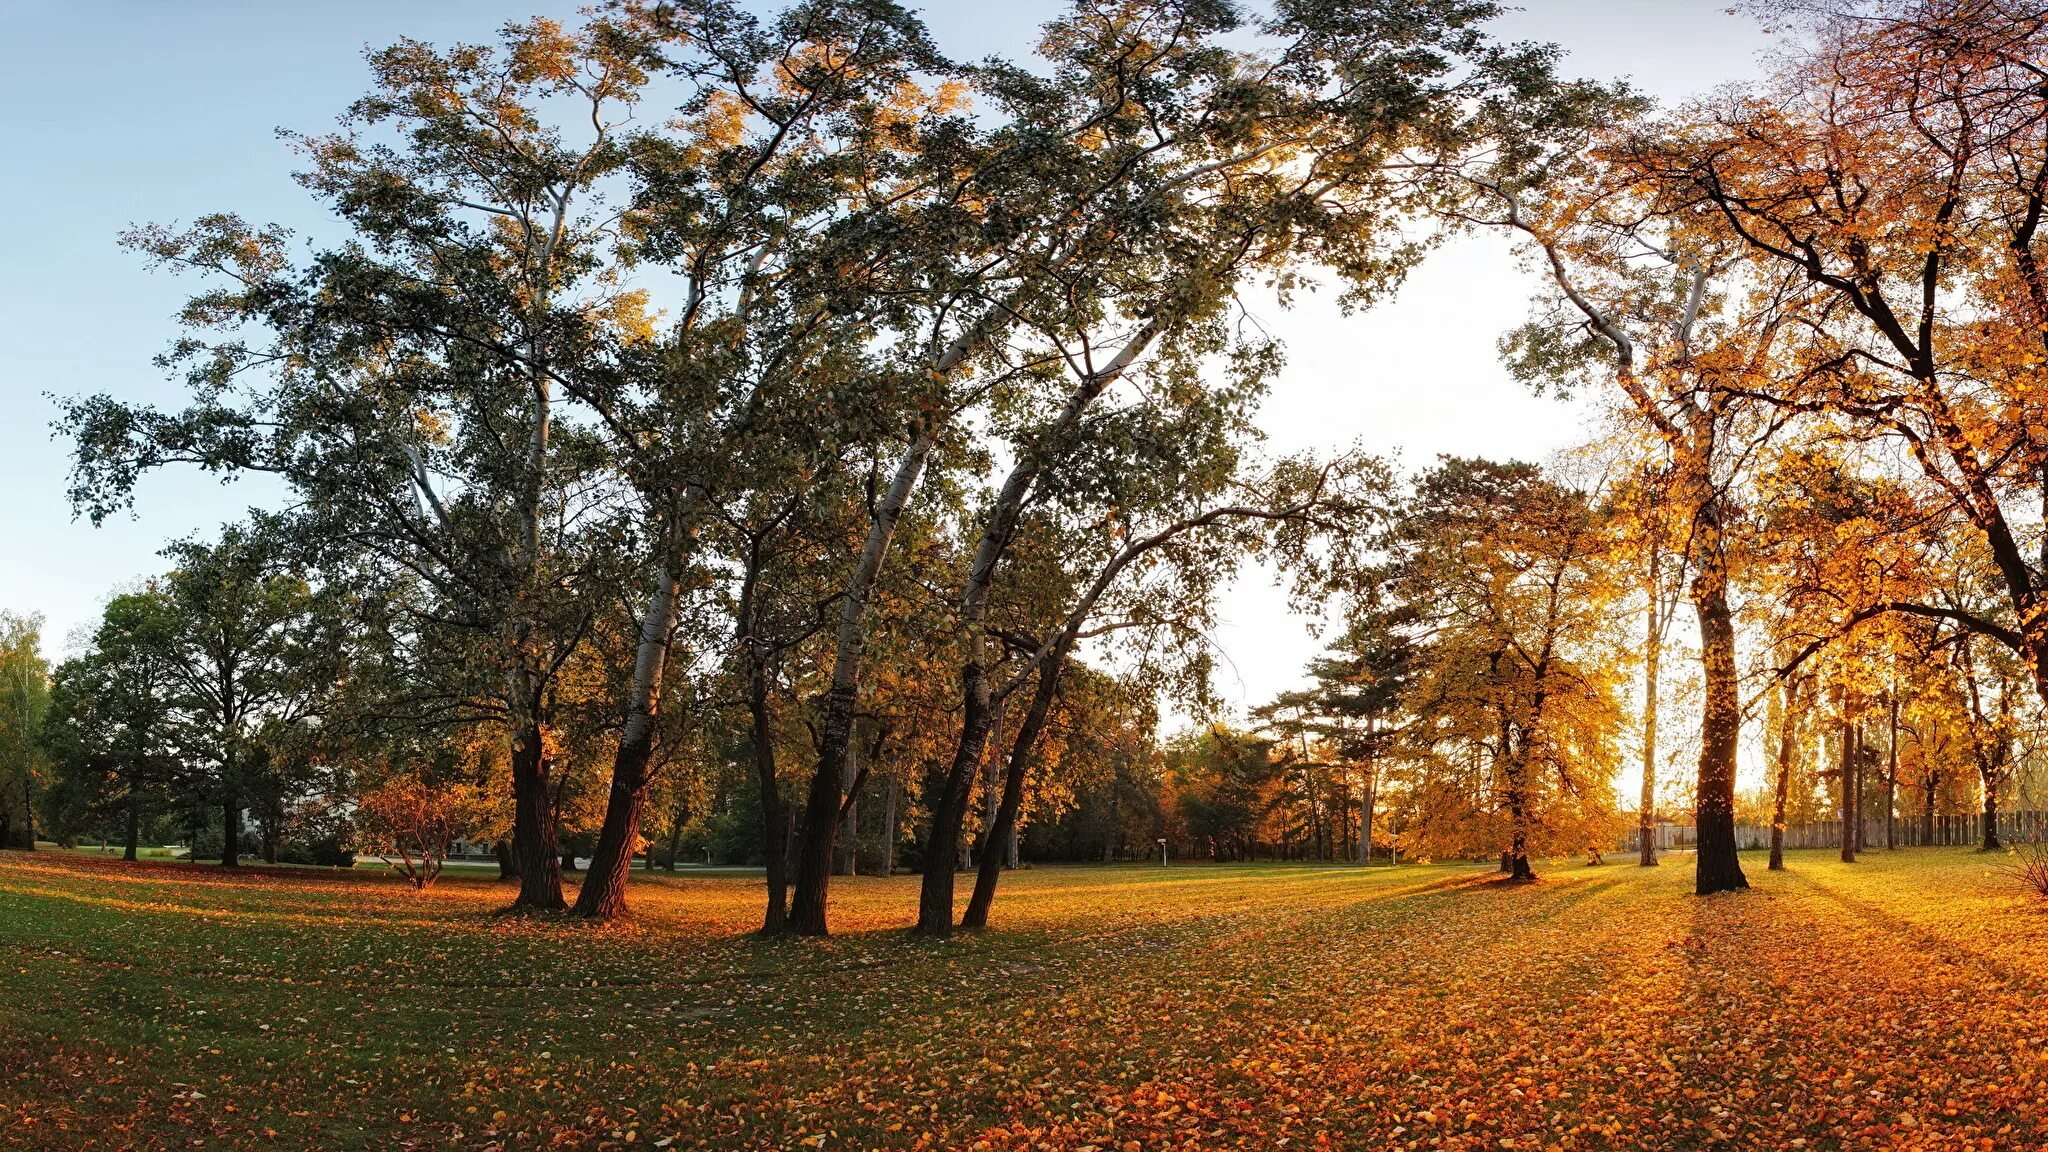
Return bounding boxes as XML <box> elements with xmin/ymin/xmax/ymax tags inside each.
<box><xmin>280</xmin><ymin>834</ymin><xmax>355</xmax><ymax>869</ymax></box>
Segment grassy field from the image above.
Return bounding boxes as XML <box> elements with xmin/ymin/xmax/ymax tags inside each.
<box><xmin>3</xmin><ymin>849</ymin><xmax>2045</xmax><ymax>1152</ymax></box>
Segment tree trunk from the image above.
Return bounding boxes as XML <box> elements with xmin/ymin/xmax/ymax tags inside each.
<box><xmin>573</xmin><ymin>565</ymin><xmax>679</xmax><ymax>919</ymax></box>
<box><xmin>1768</xmin><ymin>676</ymin><xmax>1800</xmax><ymax>871</ymax></box>
<box><xmin>509</xmin><ymin>721</ymin><xmax>566</xmax><ymax>910</ymax></box>
<box><xmin>834</xmin><ymin>733</ymin><xmax>862</xmax><ymax>877</ymax></box>
<box><xmin>9</xmin><ymin>768</ymin><xmax>35</xmax><ymax>850</ymax></box>
<box><xmin>1503</xmin><ymin>728</ymin><xmax>1537</xmax><ymax>883</ymax></box>
<box><xmin>494</xmin><ymin>838</ymin><xmax>518</xmax><ymax>881</ymax></box>
<box><xmin>1639</xmin><ymin>544</ymin><xmax>1662</xmax><ymax>866</ymax></box>
<box><xmin>503</xmin><ymin>284</ymin><xmax>564</xmax><ymax>910</ymax></box>
<box><xmin>572</xmin><ymin>774</ymin><xmax>647</xmax><ymax>919</ymax></box>
<box><xmin>788</xmin><ymin>433</ymin><xmax>934</xmax><ymax>937</ymax></box>
<box><xmin>1359</xmin><ymin>759</ymin><xmax>1375</xmax><ymax>866</ymax></box>
<box><xmin>919</xmin><ymin>682</ymin><xmax>996</xmax><ymax>935</ymax></box>
<box><xmin>1885</xmin><ymin>694</ymin><xmax>1899</xmax><ymax>850</ymax></box>
<box><xmin>1102</xmin><ymin>779</ymin><xmax>1118</xmax><ymax>864</ymax></box>
<box><xmin>220</xmin><ymin>763</ymin><xmax>239</xmax><ymax>869</ymax></box>
<box><xmin>1690</xmin><ymin>535</ymin><xmax>1748</xmax><ymax>895</ymax></box>
<box><xmin>664</xmin><ymin>804</ymin><xmax>685</xmax><ymax>871</ymax></box>
<box><xmin>122</xmin><ymin>793</ymin><xmax>140</xmax><ymax>863</ymax></box>
<box><xmin>962</xmin><ymin>657</ymin><xmax>1064</xmax><ymax>930</ymax></box>
<box><xmin>1983</xmin><ymin>760</ymin><xmax>2003</xmax><ymax>850</ymax></box>
<box><xmin>1839</xmin><ymin>717</ymin><xmax>1858</xmax><ymax>864</ymax></box>
<box><xmin>1852</xmin><ymin>722</ymin><xmax>1865</xmax><ymax>855</ymax></box>
<box><xmin>257</xmin><ymin>792</ymin><xmax>279</xmax><ymax>865</ymax></box>
<box><xmin>915</xmin><ymin>324</ymin><xmax>1161</xmax><ymax>937</ymax></box>
<box><xmin>979</xmin><ymin>734</ymin><xmax>1002</xmax><ymax>869</ymax></box>
<box><xmin>749</xmin><ymin>661</ymin><xmax>788</xmax><ymax>935</ymax></box>
<box><xmin>880</xmin><ymin>773</ymin><xmax>898</xmax><ymax>877</ymax></box>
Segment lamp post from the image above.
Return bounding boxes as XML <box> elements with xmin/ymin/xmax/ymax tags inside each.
<box><xmin>1157</xmin><ymin>838</ymin><xmax>1168</xmax><ymax>868</ymax></box>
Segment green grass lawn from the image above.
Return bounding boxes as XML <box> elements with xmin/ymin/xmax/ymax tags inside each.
<box><xmin>3</xmin><ymin>848</ymin><xmax>2045</xmax><ymax>1151</ymax></box>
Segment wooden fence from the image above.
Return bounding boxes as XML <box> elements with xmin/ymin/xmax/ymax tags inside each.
<box><xmin>1622</xmin><ymin>810</ymin><xmax>2048</xmax><ymax>854</ymax></box>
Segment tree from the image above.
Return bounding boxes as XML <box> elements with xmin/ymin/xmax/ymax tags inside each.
<box><xmin>40</xmin><ymin>592</ymin><xmax>181</xmax><ymax>860</ymax></box>
<box><xmin>567</xmin><ymin>0</ymin><xmax>970</xmax><ymax>920</ymax></box>
<box><xmin>1166</xmin><ymin>726</ymin><xmax>1279</xmax><ymax>863</ymax></box>
<box><xmin>953</xmin><ymin>453</ymin><xmax>1387</xmax><ymax>930</ymax></box>
<box><xmin>884</xmin><ymin>0</ymin><xmax>1588</xmax><ymax>939</ymax></box>
<box><xmin>1388</xmin><ymin>459</ymin><xmax>1625</xmax><ymax>879</ymax></box>
<box><xmin>63</xmin><ymin>16</ymin><xmax>661</xmax><ymax>907</ymax></box>
<box><xmin>1639</xmin><ymin>1</ymin><xmax>2048</xmax><ymax>728</ymax></box>
<box><xmin>155</xmin><ymin>529</ymin><xmax>332</xmax><ymax>868</ymax></box>
<box><xmin>0</xmin><ymin>614</ymin><xmax>51</xmax><ymax>851</ymax></box>
<box><xmin>355</xmin><ymin>773</ymin><xmax>496</xmax><ymax>890</ymax></box>
<box><xmin>1299</xmin><ymin>599</ymin><xmax>1416</xmax><ymax>865</ymax></box>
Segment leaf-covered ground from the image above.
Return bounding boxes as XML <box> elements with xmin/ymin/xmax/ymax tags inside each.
<box><xmin>3</xmin><ymin>848</ymin><xmax>2045</xmax><ymax>1151</ymax></box>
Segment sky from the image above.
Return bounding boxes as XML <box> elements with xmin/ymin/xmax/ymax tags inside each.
<box><xmin>0</xmin><ymin>1</ymin><xmax>1771</xmax><ymax>719</ymax></box>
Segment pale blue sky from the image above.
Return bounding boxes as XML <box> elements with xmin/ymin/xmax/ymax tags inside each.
<box><xmin>0</xmin><ymin>0</ymin><xmax>1768</xmax><ymax>717</ymax></box>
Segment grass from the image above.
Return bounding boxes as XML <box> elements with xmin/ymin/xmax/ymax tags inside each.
<box><xmin>3</xmin><ymin>849</ymin><xmax>2045</xmax><ymax>1151</ymax></box>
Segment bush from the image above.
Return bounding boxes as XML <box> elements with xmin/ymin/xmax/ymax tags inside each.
<box><xmin>279</xmin><ymin>799</ymin><xmax>357</xmax><ymax>868</ymax></box>
<box><xmin>280</xmin><ymin>834</ymin><xmax>355</xmax><ymax>869</ymax></box>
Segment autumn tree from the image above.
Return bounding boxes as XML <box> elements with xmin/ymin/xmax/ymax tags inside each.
<box><xmin>1637</xmin><ymin>1</ymin><xmax>2048</xmax><ymax>737</ymax></box>
<box><xmin>949</xmin><ymin>452</ymin><xmax>1388</xmax><ymax>931</ymax></box>
<box><xmin>1388</xmin><ymin>458</ymin><xmax>1625</xmax><ymax>879</ymax></box>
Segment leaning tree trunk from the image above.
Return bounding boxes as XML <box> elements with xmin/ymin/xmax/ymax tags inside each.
<box><xmin>919</xmin><ymin>674</ymin><xmax>997</xmax><ymax>935</ymax></box>
<box><xmin>787</xmin><ymin>433</ymin><xmax>934</xmax><ymax>937</ymax></box>
<box><xmin>1690</xmin><ymin>525</ymin><xmax>1748</xmax><ymax>895</ymax></box>
<box><xmin>573</xmin><ymin>566</ymin><xmax>681</xmax><ymax>919</ymax></box>
<box><xmin>573</xmin><ymin>775</ymin><xmax>648</xmax><ymax>919</ymax></box>
<box><xmin>834</xmin><ymin>734</ymin><xmax>862</xmax><ymax>878</ymax></box>
<box><xmin>962</xmin><ymin>659</ymin><xmax>1063</xmax><ymax>929</ymax></box>
<box><xmin>915</xmin><ymin>322</ymin><xmax>1161</xmax><ymax>937</ymax></box>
